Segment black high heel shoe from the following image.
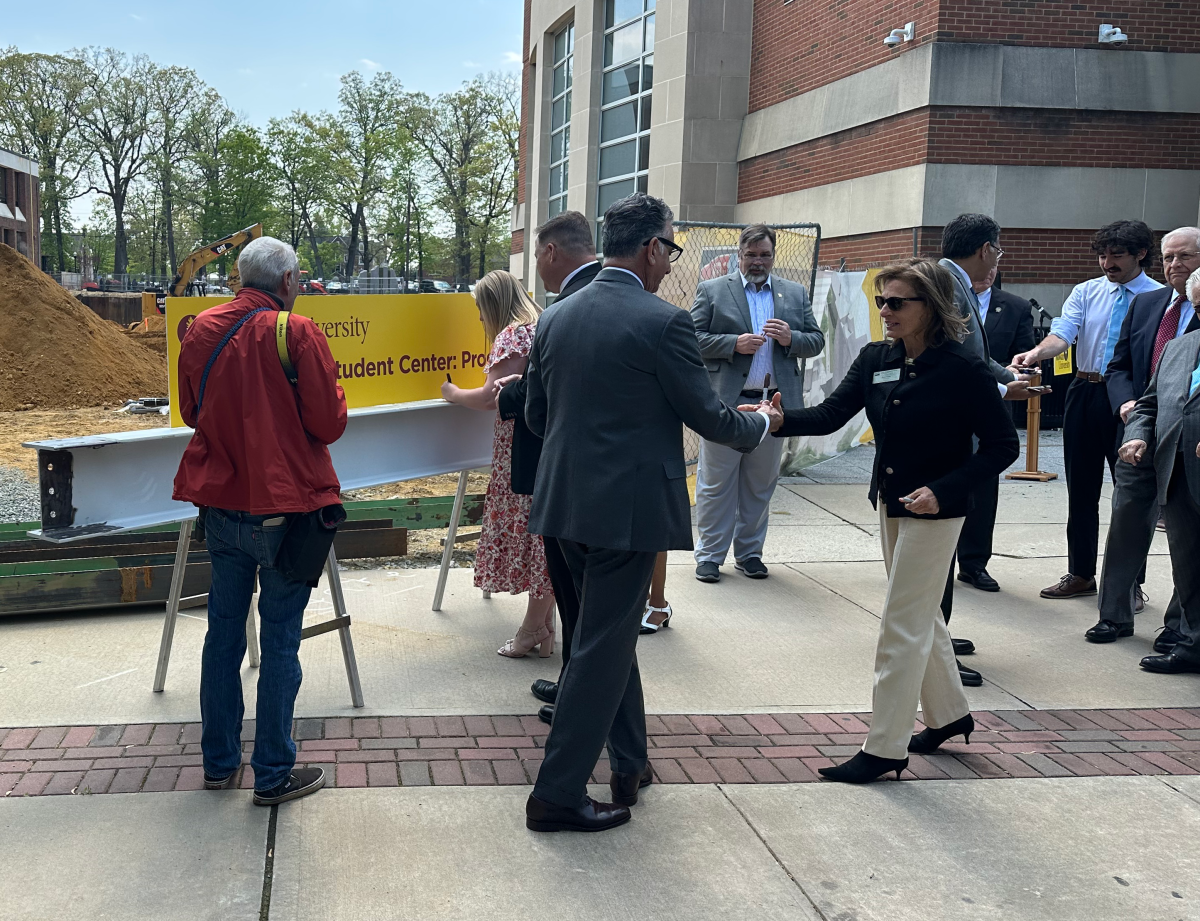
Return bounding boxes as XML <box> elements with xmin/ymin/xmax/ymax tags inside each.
<box><xmin>908</xmin><ymin>714</ymin><xmax>974</xmax><ymax>754</ymax></box>
<box><xmin>818</xmin><ymin>750</ymin><xmax>908</xmax><ymax>784</ymax></box>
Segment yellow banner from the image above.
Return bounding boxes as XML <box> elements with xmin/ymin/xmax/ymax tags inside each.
<box><xmin>166</xmin><ymin>294</ymin><xmax>488</xmax><ymax>427</ymax></box>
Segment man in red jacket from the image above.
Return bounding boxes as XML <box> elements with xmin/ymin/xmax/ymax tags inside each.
<box><xmin>174</xmin><ymin>236</ymin><xmax>347</xmax><ymax>805</ymax></box>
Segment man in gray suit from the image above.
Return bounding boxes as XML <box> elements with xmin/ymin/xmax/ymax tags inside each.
<box><xmin>690</xmin><ymin>224</ymin><xmax>824</xmax><ymax>582</ymax></box>
<box><xmin>937</xmin><ymin>214</ymin><xmax>1035</xmax><ymax>686</ymax></box>
<box><xmin>1121</xmin><ymin>318</ymin><xmax>1200</xmax><ymax>675</ymax></box>
<box><xmin>523</xmin><ymin>193</ymin><xmax>781</xmax><ymax>832</ymax></box>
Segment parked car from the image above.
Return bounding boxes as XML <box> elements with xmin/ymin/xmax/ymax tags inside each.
<box><xmin>432</xmin><ymin>280</ymin><xmax>453</xmax><ymax>294</ymax></box>
<box><xmin>407</xmin><ymin>279</ymin><xmax>420</xmax><ymax>293</ymax></box>
<box><xmin>417</xmin><ymin>279</ymin><xmax>438</xmax><ymax>293</ymax></box>
<box><xmin>454</xmin><ymin>282</ymin><xmax>472</xmax><ymax>293</ymax></box>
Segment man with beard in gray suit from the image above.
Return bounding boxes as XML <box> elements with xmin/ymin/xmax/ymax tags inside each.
<box><xmin>523</xmin><ymin>192</ymin><xmax>782</xmax><ymax>832</ymax></box>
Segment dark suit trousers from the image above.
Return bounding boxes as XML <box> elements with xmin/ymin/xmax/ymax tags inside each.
<box><xmin>1063</xmin><ymin>378</ymin><xmax>1118</xmax><ymax>579</ymax></box>
<box><xmin>1164</xmin><ymin>460</ymin><xmax>1200</xmax><ymax>663</ymax></box>
<box><xmin>1098</xmin><ymin>457</ymin><xmax>1183</xmax><ymax>628</ymax></box>
<box><xmin>532</xmin><ymin>542</ymin><xmax>658</xmax><ymax>808</ymax></box>
<box><xmin>957</xmin><ymin>476</ymin><xmax>1000</xmax><ymax>574</ymax></box>
<box><xmin>544</xmin><ymin>537</ymin><xmax>579</xmax><ymax>684</ymax></box>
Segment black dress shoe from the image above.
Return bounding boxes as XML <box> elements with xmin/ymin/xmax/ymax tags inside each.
<box><xmin>1085</xmin><ymin>620</ymin><xmax>1133</xmax><ymax>643</ymax></box>
<box><xmin>695</xmin><ymin>562</ymin><xmax>721</xmax><ymax>583</ymax></box>
<box><xmin>908</xmin><ymin>714</ymin><xmax>974</xmax><ymax>754</ymax></box>
<box><xmin>952</xmin><ymin>638</ymin><xmax>975</xmax><ymax>656</ymax></box>
<box><xmin>958</xmin><ymin>569</ymin><xmax>1000</xmax><ymax>592</ymax></box>
<box><xmin>818</xmin><ymin>750</ymin><xmax>907</xmax><ymax>784</ymax></box>
<box><xmin>537</xmin><ymin>704</ymin><xmax>554</xmax><ymax>725</ymax></box>
<box><xmin>1154</xmin><ymin>627</ymin><xmax>1187</xmax><ymax>654</ymax></box>
<box><xmin>526</xmin><ymin>794</ymin><xmax>631</xmax><ymax>832</ymax></box>
<box><xmin>531</xmin><ymin>679</ymin><xmax>558</xmax><ymax>704</ymax></box>
<box><xmin>957</xmin><ymin>659</ymin><xmax>983</xmax><ymax>687</ymax></box>
<box><xmin>1140</xmin><ymin>651</ymin><xmax>1200</xmax><ymax>674</ymax></box>
<box><xmin>610</xmin><ymin>764</ymin><xmax>654</xmax><ymax>806</ymax></box>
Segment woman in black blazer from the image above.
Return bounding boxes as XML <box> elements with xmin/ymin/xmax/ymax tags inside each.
<box><xmin>755</xmin><ymin>259</ymin><xmax>1018</xmax><ymax>783</ymax></box>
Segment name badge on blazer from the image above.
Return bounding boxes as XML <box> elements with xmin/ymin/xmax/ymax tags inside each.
<box><xmin>873</xmin><ymin>369</ymin><xmax>901</xmax><ymax>384</ymax></box>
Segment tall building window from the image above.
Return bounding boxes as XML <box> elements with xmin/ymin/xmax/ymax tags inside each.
<box><xmin>597</xmin><ymin>0</ymin><xmax>654</xmax><ymax>237</ymax></box>
<box><xmin>548</xmin><ymin>23</ymin><xmax>574</xmax><ymax>218</ymax></box>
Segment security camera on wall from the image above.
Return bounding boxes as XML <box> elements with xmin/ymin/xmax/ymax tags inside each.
<box><xmin>883</xmin><ymin>22</ymin><xmax>915</xmax><ymax>48</ymax></box>
<box><xmin>1098</xmin><ymin>24</ymin><xmax>1129</xmax><ymax>44</ymax></box>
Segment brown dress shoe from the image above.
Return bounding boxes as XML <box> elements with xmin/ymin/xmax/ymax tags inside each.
<box><xmin>1040</xmin><ymin>574</ymin><xmax>1097</xmax><ymax>599</ymax></box>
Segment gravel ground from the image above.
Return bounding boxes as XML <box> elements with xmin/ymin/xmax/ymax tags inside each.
<box><xmin>0</xmin><ymin>465</ymin><xmax>39</xmax><ymax>524</ymax></box>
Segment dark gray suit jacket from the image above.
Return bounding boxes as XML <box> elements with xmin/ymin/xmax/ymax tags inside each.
<box><xmin>690</xmin><ymin>274</ymin><xmax>824</xmax><ymax>408</ymax></box>
<box><xmin>525</xmin><ymin>268</ymin><xmax>765</xmax><ymax>552</ymax></box>
<box><xmin>1124</xmin><ymin>328</ymin><xmax>1200</xmax><ymax>507</ymax></box>
<box><xmin>939</xmin><ymin>258</ymin><xmax>1016</xmax><ymax>385</ymax></box>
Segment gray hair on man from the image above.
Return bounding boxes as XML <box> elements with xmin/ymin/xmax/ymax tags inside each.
<box><xmin>1187</xmin><ymin>267</ymin><xmax>1200</xmax><ymax>306</ymax></box>
<box><xmin>1162</xmin><ymin>226</ymin><xmax>1200</xmax><ymax>251</ymax></box>
<box><xmin>238</xmin><ymin>237</ymin><xmax>300</xmax><ymax>292</ymax></box>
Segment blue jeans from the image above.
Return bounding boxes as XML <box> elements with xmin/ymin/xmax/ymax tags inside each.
<box><xmin>200</xmin><ymin>508</ymin><xmax>311</xmax><ymax>791</ymax></box>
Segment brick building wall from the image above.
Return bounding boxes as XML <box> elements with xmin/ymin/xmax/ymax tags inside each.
<box><xmin>749</xmin><ymin>0</ymin><xmax>1200</xmax><ymax>111</ymax></box>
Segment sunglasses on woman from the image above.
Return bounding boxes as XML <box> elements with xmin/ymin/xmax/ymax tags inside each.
<box><xmin>874</xmin><ymin>295</ymin><xmax>926</xmax><ymax>310</ymax></box>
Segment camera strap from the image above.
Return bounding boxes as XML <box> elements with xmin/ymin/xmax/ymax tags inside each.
<box><xmin>196</xmin><ymin>307</ymin><xmax>297</xmax><ymax>413</ymax></box>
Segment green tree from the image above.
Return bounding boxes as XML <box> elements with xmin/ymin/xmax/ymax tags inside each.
<box><xmin>149</xmin><ymin>64</ymin><xmax>202</xmax><ymax>274</ymax></box>
<box><xmin>0</xmin><ymin>48</ymin><xmax>94</xmax><ymax>271</ymax></box>
<box><xmin>268</xmin><ymin>112</ymin><xmax>333</xmax><ymax>278</ymax></box>
<box><xmin>75</xmin><ymin>47</ymin><xmax>154</xmax><ymax>276</ymax></box>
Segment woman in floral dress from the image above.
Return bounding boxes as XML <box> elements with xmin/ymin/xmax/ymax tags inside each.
<box><xmin>441</xmin><ymin>270</ymin><xmax>555</xmax><ymax>657</ymax></box>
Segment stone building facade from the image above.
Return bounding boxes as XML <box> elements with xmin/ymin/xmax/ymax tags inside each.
<box><xmin>512</xmin><ymin>0</ymin><xmax>1200</xmax><ymax>309</ymax></box>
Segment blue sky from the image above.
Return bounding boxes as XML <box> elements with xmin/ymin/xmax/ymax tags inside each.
<box><xmin>5</xmin><ymin>0</ymin><xmax>524</xmax><ymax>126</ymax></box>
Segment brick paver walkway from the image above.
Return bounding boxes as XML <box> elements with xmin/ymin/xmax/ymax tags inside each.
<box><xmin>3</xmin><ymin>709</ymin><xmax>1200</xmax><ymax>797</ymax></box>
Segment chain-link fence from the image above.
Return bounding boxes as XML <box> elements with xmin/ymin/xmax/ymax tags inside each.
<box><xmin>660</xmin><ymin>221</ymin><xmax>822</xmax><ymax>466</ymax></box>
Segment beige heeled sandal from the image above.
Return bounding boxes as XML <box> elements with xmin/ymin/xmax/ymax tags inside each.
<box><xmin>498</xmin><ymin>623</ymin><xmax>553</xmax><ymax>658</ymax></box>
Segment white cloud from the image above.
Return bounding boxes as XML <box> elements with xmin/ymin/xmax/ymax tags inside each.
<box><xmin>503</xmin><ymin>51</ymin><xmax>522</xmax><ymax>63</ymax></box>
<box><xmin>360</xmin><ymin>58</ymin><xmax>380</xmax><ymax>70</ymax></box>
<box><xmin>462</xmin><ymin>60</ymin><xmax>481</xmax><ymax>68</ymax></box>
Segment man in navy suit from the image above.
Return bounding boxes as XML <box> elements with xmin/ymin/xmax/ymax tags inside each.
<box><xmin>1087</xmin><ymin>227</ymin><xmax>1200</xmax><ymax>644</ymax></box>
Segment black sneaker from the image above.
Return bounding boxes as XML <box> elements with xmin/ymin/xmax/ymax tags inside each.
<box><xmin>735</xmin><ymin>558</ymin><xmax>768</xmax><ymax>579</ymax></box>
<box><xmin>253</xmin><ymin>767</ymin><xmax>326</xmax><ymax>806</ymax></box>
<box><xmin>695</xmin><ymin>562</ymin><xmax>721</xmax><ymax>583</ymax></box>
<box><xmin>204</xmin><ymin>771</ymin><xmax>236</xmax><ymax>790</ymax></box>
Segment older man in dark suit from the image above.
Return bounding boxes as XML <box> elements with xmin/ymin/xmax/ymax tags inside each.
<box><xmin>1120</xmin><ymin>318</ymin><xmax>1200</xmax><ymax>674</ymax></box>
<box><xmin>1089</xmin><ymin>232</ymin><xmax>1200</xmax><ymax>645</ymax></box>
<box><xmin>496</xmin><ymin>211</ymin><xmax>600</xmax><ymax>722</ymax></box>
<box><xmin>523</xmin><ymin>193</ymin><xmax>781</xmax><ymax>832</ymax></box>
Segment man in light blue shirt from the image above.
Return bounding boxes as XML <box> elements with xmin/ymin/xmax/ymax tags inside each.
<box><xmin>1011</xmin><ymin>220</ymin><xmax>1164</xmax><ymax>599</ymax></box>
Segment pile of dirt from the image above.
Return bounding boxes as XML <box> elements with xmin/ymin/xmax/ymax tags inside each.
<box><xmin>122</xmin><ymin>315</ymin><xmax>169</xmax><ymax>355</ymax></box>
<box><xmin>0</xmin><ymin>245</ymin><xmax>167</xmax><ymax>411</ymax></box>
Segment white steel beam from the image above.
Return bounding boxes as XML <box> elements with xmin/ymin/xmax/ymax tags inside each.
<box><xmin>24</xmin><ymin>400</ymin><xmax>495</xmax><ymax>542</ymax></box>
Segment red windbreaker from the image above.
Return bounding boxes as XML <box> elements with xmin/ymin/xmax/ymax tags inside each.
<box><xmin>172</xmin><ymin>286</ymin><xmax>348</xmax><ymax>514</ymax></box>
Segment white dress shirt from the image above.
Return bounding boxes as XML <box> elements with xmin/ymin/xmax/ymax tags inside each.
<box><xmin>1050</xmin><ymin>272</ymin><xmax>1164</xmax><ymax>373</ymax></box>
<box><xmin>741</xmin><ymin>273</ymin><xmax>775</xmax><ymax>390</ymax></box>
<box><xmin>559</xmin><ymin>260</ymin><xmax>600</xmax><ymax>293</ymax></box>
<box><xmin>977</xmin><ymin>286</ymin><xmax>993</xmax><ymax>323</ymax></box>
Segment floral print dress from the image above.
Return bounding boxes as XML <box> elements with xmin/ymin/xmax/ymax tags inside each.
<box><xmin>473</xmin><ymin>323</ymin><xmax>554</xmax><ymax>599</ymax></box>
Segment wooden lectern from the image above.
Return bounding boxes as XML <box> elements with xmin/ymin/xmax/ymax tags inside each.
<box><xmin>1006</xmin><ymin>370</ymin><xmax>1058</xmax><ymax>482</ymax></box>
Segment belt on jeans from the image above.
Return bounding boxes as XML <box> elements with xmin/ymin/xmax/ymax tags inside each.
<box><xmin>741</xmin><ymin>388</ymin><xmax>779</xmax><ymax>399</ymax></box>
<box><xmin>1076</xmin><ymin>371</ymin><xmax>1105</xmax><ymax>383</ymax></box>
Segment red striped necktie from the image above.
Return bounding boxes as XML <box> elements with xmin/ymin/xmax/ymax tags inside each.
<box><xmin>1150</xmin><ymin>293</ymin><xmax>1187</xmax><ymax>374</ymax></box>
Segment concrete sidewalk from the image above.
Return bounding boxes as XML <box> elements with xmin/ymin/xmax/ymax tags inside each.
<box><xmin>4</xmin><ymin>778</ymin><xmax>1199</xmax><ymax>920</ymax></box>
<box><xmin>3</xmin><ymin>478</ymin><xmax>1199</xmax><ymax>921</ymax></box>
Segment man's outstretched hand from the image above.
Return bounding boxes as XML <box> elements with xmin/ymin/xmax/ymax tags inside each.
<box><xmin>738</xmin><ymin>392</ymin><xmax>784</xmax><ymax>433</ymax></box>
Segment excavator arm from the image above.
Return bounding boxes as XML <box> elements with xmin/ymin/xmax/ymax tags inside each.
<box><xmin>168</xmin><ymin>223</ymin><xmax>263</xmax><ymax>297</ymax></box>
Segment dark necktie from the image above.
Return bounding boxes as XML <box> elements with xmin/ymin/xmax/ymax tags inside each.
<box><xmin>1150</xmin><ymin>293</ymin><xmax>1187</xmax><ymax>374</ymax></box>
